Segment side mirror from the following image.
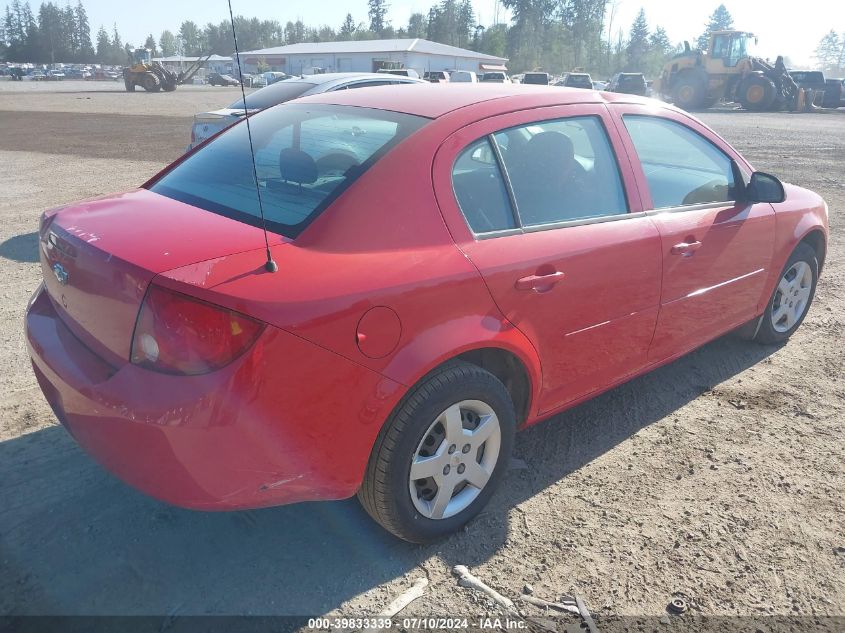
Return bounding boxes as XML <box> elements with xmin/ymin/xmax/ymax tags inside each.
<box><xmin>745</xmin><ymin>171</ymin><xmax>785</xmax><ymax>204</ymax></box>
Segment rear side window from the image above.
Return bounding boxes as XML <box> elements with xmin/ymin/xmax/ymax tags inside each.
<box><xmin>151</xmin><ymin>104</ymin><xmax>427</xmax><ymax>238</ymax></box>
<box><xmin>623</xmin><ymin>115</ymin><xmax>736</xmax><ymax>208</ymax></box>
<box><xmin>493</xmin><ymin>116</ymin><xmax>627</xmax><ymax>226</ymax></box>
<box><xmin>452</xmin><ymin>138</ymin><xmax>516</xmax><ymax>233</ymax></box>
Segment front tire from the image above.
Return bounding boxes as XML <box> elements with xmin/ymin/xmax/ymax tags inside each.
<box><xmin>673</xmin><ymin>73</ymin><xmax>706</xmax><ymax>110</ymax></box>
<box><xmin>739</xmin><ymin>75</ymin><xmax>777</xmax><ymax>111</ymax></box>
<box><xmin>755</xmin><ymin>243</ymin><xmax>818</xmax><ymax>345</ymax></box>
<box><xmin>358</xmin><ymin>361</ymin><xmax>516</xmax><ymax>543</ymax></box>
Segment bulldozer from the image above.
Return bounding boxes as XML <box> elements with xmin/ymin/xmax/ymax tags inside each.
<box><xmin>123</xmin><ymin>48</ymin><xmax>212</xmax><ymax>92</ymax></box>
<box><xmin>654</xmin><ymin>31</ymin><xmax>800</xmax><ymax>111</ymax></box>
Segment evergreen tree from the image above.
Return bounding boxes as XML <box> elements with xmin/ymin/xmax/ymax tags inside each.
<box><xmin>368</xmin><ymin>0</ymin><xmax>389</xmax><ymax>36</ymax></box>
<box><xmin>814</xmin><ymin>30</ymin><xmax>841</xmax><ymax>72</ymax></box>
<box><xmin>144</xmin><ymin>33</ymin><xmax>156</xmax><ymax>56</ymax></box>
<box><xmin>625</xmin><ymin>8</ymin><xmax>649</xmax><ymax>71</ymax></box>
<box><xmin>696</xmin><ymin>4</ymin><xmax>733</xmax><ymax>51</ymax></box>
<box><xmin>74</xmin><ymin>1</ymin><xmax>94</xmax><ymax>60</ymax></box>
<box><xmin>339</xmin><ymin>13</ymin><xmax>356</xmax><ymax>40</ymax></box>
<box><xmin>159</xmin><ymin>29</ymin><xmax>176</xmax><ymax>56</ymax></box>
<box><xmin>407</xmin><ymin>12</ymin><xmax>426</xmax><ymax>38</ymax></box>
<box><xmin>457</xmin><ymin>0</ymin><xmax>474</xmax><ymax>48</ymax></box>
<box><xmin>95</xmin><ymin>24</ymin><xmax>109</xmax><ymax>61</ymax></box>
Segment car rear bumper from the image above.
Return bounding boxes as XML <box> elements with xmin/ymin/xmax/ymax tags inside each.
<box><xmin>26</xmin><ymin>284</ymin><xmax>404</xmax><ymax>510</ymax></box>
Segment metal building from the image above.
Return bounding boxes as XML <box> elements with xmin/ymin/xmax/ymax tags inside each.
<box><xmin>236</xmin><ymin>38</ymin><xmax>508</xmax><ymax>76</ymax></box>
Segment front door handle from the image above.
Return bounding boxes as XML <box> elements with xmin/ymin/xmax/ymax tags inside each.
<box><xmin>671</xmin><ymin>240</ymin><xmax>702</xmax><ymax>256</ymax></box>
<box><xmin>515</xmin><ymin>271</ymin><xmax>566</xmax><ymax>291</ymax></box>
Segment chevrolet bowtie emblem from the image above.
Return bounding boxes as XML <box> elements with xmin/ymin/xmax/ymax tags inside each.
<box><xmin>52</xmin><ymin>262</ymin><xmax>69</xmax><ymax>286</ymax></box>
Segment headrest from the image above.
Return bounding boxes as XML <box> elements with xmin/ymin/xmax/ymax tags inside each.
<box><xmin>279</xmin><ymin>148</ymin><xmax>317</xmax><ymax>185</ymax></box>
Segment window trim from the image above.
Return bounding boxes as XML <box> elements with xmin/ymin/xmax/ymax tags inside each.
<box><xmin>621</xmin><ymin>113</ymin><xmax>744</xmax><ymax>211</ymax></box>
<box><xmin>451</xmin><ymin>114</ymin><xmax>633</xmax><ymax>239</ymax></box>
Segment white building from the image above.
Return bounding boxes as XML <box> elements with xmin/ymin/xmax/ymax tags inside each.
<box><xmin>235</xmin><ymin>39</ymin><xmax>508</xmax><ymax>76</ymax></box>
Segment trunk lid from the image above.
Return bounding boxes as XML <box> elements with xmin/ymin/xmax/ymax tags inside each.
<box><xmin>40</xmin><ymin>188</ymin><xmax>281</xmax><ymax>365</ymax></box>
<box><xmin>191</xmin><ymin>109</ymin><xmax>252</xmax><ymax>146</ymax></box>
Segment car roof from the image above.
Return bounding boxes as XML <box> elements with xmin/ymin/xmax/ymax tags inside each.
<box><xmin>293</xmin><ymin>83</ymin><xmax>659</xmax><ymax>119</ymax></box>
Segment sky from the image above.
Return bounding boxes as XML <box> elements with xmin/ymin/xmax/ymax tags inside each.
<box><xmin>77</xmin><ymin>0</ymin><xmax>843</xmax><ymax>67</ymax></box>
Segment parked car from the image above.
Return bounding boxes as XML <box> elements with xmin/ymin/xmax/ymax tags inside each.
<box><xmin>423</xmin><ymin>70</ymin><xmax>450</xmax><ymax>83</ymax></box>
<box><xmin>592</xmin><ymin>80</ymin><xmax>608</xmax><ymax>90</ymax></box>
<box><xmin>608</xmin><ymin>72</ymin><xmax>648</xmax><ymax>96</ymax></box>
<box><xmin>27</xmin><ymin>70</ymin><xmax>46</xmax><ymax>81</ymax></box>
<box><xmin>448</xmin><ymin>70</ymin><xmax>478</xmax><ymax>83</ymax></box>
<box><xmin>263</xmin><ymin>71</ymin><xmax>290</xmax><ymax>85</ymax></box>
<box><xmin>556</xmin><ymin>72</ymin><xmax>592</xmax><ymax>89</ymax></box>
<box><xmin>207</xmin><ymin>73</ymin><xmax>239</xmax><ymax>87</ymax></box>
<box><xmin>378</xmin><ymin>68</ymin><xmax>420</xmax><ymax>79</ymax></box>
<box><xmin>28</xmin><ymin>84</ymin><xmax>828</xmax><ymax>543</ymax></box>
<box><xmin>188</xmin><ymin>72</ymin><xmax>425</xmax><ymax>148</ymax></box>
<box><xmin>46</xmin><ymin>70</ymin><xmax>65</xmax><ymax>81</ymax></box>
<box><xmin>522</xmin><ymin>72</ymin><xmax>550</xmax><ymax>85</ymax></box>
<box><xmin>481</xmin><ymin>71</ymin><xmax>510</xmax><ymax>83</ymax></box>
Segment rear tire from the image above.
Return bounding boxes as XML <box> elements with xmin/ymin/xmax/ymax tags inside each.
<box><xmin>739</xmin><ymin>75</ymin><xmax>777</xmax><ymax>111</ymax></box>
<box><xmin>673</xmin><ymin>74</ymin><xmax>706</xmax><ymax>110</ymax></box>
<box><xmin>358</xmin><ymin>361</ymin><xmax>516</xmax><ymax>543</ymax></box>
<box><xmin>755</xmin><ymin>243</ymin><xmax>818</xmax><ymax>345</ymax></box>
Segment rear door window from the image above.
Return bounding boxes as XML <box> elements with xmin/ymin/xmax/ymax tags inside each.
<box><xmin>150</xmin><ymin>104</ymin><xmax>428</xmax><ymax>238</ymax></box>
<box><xmin>493</xmin><ymin>116</ymin><xmax>628</xmax><ymax>226</ymax></box>
<box><xmin>623</xmin><ymin>115</ymin><xmax>736</xmax><ymax>208</ymax></box>
<box><xmin>452</xmin><ymin>138</ymin><xmax>516</xmax><ymax>233</ymax></box>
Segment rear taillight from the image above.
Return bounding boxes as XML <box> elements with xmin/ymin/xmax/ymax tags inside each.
<box><xmin>130</xmin><ymin>284</ymin><xmax>264</xmax><ymax>375</ymax></box>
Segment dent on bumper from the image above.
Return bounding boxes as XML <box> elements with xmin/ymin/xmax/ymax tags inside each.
<box><xmin>26</xmin><ymin>286</ymin><xmax>404</xmax><ymax>510</ymax></box>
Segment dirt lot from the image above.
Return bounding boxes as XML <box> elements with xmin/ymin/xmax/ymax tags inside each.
<box><xmin>1</xmin><ymin>80</ymin><xmax>843</xmax><ymax>625</ymax></box>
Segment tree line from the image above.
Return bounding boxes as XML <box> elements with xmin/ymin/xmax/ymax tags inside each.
<box><xmin>3</xmin><ymin>1</ymin><xmax>832</xmax><ymax>78</ymax></box>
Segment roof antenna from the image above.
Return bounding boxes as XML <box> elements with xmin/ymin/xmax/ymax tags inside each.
<box><xmin>227</xmin><ymin>0</ymin><xmax>277</xmax><ymax>273</ymax></box>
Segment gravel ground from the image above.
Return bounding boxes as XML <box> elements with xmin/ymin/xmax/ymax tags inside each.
<box><xmin>0</xmin><ymin>80</ymin><xmax>842</xmax><ymax>625</ymax></box>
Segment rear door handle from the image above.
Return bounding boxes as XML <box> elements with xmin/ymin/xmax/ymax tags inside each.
<box><xmin>671</xmin><ymin>240</ymin><xmax>702</xmax><ymax>256</ymax></box>
<box><xmin>515</xmin><ymin>271</ymin><xmax>566</xmax><ymax>291</ymax></box>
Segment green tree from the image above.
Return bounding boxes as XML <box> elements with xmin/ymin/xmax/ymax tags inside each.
<box><xmin>159</xmin><ymin>29</ymin><xmax>176</xmax><ymax>56</ymax></box>
<box><xmin>178</xmin><ymin>20</ymin><xmax>203</xmax><ymax>55</ymax></box>
<box><xmin>368</xmin><ymin>0</ymin><xmax>389</xmax><ymax>36</ymax></box>
<box><xmin>477</xmin><ymin>22</ymin><xmax>507</xmax><ymax>58</ymax></box>
<box><xmin>143</xmin><ymin>33</ymin><xmax>156</xmax><ymax>56</ymax></box>
<box><xmin>814</xmin><ymin>30</ymin><xmax>841</xmax><ymax>73</ymax></box>
<box><xmin>696</xmin><ymin>4</ymin><xmax>733</xmax><ymax>51</ymax></box>
<box><xmin>407</xmin><ymin>12</ymin><xmax>426</xmax><ymax>38</ymax></box>
<box><xmin>95</xmin><ymin>24</ymin><xmax>109</xmax><ymax>61</ymax></box>
<box><xmin>339</xmin><ymin>13</ymin><xmax>356</xmax><ymax>40</ymax></box>
<box><xmin>74</xmin><ymin>1</ymin><xmax>94</xmax><ymax>60</ymax></box>
<box><xmin>625</xmin><ymin>8</ymin><xmax>650</xmax><ymax>71</ymax></box>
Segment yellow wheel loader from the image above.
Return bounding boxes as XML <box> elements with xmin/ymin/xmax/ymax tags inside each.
<box><xmin>123</xmin><ymin>48</ymin><xmax>211</xmax><ymax>93</ymax></box>
<box><xmin>654</xmin><ymin>31</ymin><xmax>799</xmax><ymax>111</ymax></box>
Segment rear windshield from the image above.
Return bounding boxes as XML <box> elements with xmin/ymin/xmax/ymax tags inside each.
<box><xmin>229</xmin><ymin>80</ymin><xmax>317</xmax><ymax>110</ymax></box>
<box><xmin>619</xmin><ymin>75</ymin><xmax>645</xmax><ymax>86</ymax></box>
<box><xmin>523</xmin><ymin>74</ymin><xmax>549</xmax><ymax>85</ymax></box>
<box><xmin>566</xmin><ymin>75</ymin><xmax>592</xmax><ymax>88</ymax></box>
<box><xmin>150</xmin><ymin>104</ymin><xmax>428</xmax><ymax>238</ymax></box>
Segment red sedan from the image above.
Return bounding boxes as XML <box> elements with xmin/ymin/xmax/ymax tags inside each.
<box><xmin>26</xmin><ymin>85</ymin><xmax>828</xmax><ymax>543</ymax></box>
